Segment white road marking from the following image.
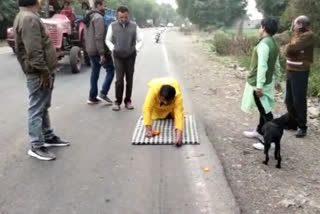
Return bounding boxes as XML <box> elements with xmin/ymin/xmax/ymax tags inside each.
<box><xmin>161</xmin><ymin>32</ymin><xmax>214</xmax><ymax>214</ymax></box>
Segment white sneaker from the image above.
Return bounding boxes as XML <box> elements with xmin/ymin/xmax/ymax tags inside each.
<box><xmin>243</xmin><ymin>130</ymin><xmax>264</xmax><ymax>141</ymax></box>
<box><xmin>252</xmin><ymin>142</ymin><xmax>275</xmax><ymax>150</ymax></box>
<box><xmin>253</xmin><ymin>142</ymin><xmax>264</xmax><ymax>150</ymax></box>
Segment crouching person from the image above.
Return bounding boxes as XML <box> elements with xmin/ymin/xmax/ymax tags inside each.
<box><xmin>143</xmin><ymin>77</ymin><xmax>184</xmax><ymax>147</ymax></box>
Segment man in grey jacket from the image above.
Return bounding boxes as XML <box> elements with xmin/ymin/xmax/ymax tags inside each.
<box><xmin>85</xmin><ymin>0</ymin><xmax>114</xmax><ymax>105</ymax></box>
<box><xmin>14</xmin><ymin>0</ymin><xmax>70</xmax><ymax>161</ymax></box>
<box><xmin>106</xmin><ymin>6</ymin><xmax>143</xmax><ymax>111</ymax></box>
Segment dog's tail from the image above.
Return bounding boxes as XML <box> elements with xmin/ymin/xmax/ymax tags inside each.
<box><xmin>258</xmin><ymin>138</ymin><xmax>265</xmax><ymax>145</ymax></box>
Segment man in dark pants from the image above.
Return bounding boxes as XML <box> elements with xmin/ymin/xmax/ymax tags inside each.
<box><xmin>105</xmin><ymin>6</ymin><xmax>143</xmax><ymax>111</ymax></box>
<box><xmin>14</xmin><ymin>0</ymin><xmax>70</xmax><ymax>161</ymax></box>
<box><xmin>284</xmin><ymin>16</ymin><xmax>315</xmax><ymax>138</ymax></box>
<box><xmin>85</xmin><ymin>0</ymin><xmax>114</xmax><ymax>105</ymax></box>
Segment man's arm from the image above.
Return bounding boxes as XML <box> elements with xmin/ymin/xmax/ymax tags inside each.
<box><xmin>93</xmin><ymin>16</ymin><xmax>106</xmax><ymax>57</ymax></box>
<box><xmin>173</xmin><ymin>95</ymin><xmax>184</xmax><ymax>145</ymax></box>
<box><xmin>143</xmin><ymin>88</ymin><xmax>157</xmax><ymax>137</ymax></box>
<box><xmin>285</xmin><ymin>32</ymin><xmax>314</xmax><ymax>56</ymax></box>
<box><xmin>105</xmin><ymin>24</ymin><xmax>114</xmax><ymax>51</ymax></box>
<box><xmin>274</xmin><ymin>56</ymin><xmax>281</xmax><ymax>84</ymax></box>
<box><xmin>173</xmin><ymin>95</ymin><xmax>184</xmax><ymax>131</ymax></box>
<box><xmin>21</xmin><ymin>16</ymin><xmax>50</xmax><ymax>77</ymax></box>
<box><xmin>135</xmin><ymin>25</ymin><xmax>143</xmax><ymax>52</ymax></box>
<box><xmin>143</xmin><ymin>88</ymin><xmax>156</xmax><ymax>127</ymax></box>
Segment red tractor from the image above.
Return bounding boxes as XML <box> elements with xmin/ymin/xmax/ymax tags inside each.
<box><xmin>7</xmin><ymin>2</ymin><xmax>89</xmax><ymax>73</ymax></box>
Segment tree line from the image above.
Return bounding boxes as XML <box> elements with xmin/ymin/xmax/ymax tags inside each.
<box><xmin>256</xmin><ymin>0</ymin><xmax>320</xmax><ymax>33</ymax></box>
<box><xmin>176</xmin><ymin>0</ymin><xmax>247</xmax><ymax>28</ymax></box>
<box><xmin>0</xmin><ymin>0</ymin><xmax>180</xmax><ymax>40</ymax></box>
<box><xmin>176</xmin><ymin>0</ymin><xmax>320</xmax><ymax>34</ymax></box>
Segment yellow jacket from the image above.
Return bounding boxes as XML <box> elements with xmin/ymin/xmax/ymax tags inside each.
<box><xmin>143</xmin><ymin>77</ymin><xmax>184</xmax><ymax>130</ymax></box>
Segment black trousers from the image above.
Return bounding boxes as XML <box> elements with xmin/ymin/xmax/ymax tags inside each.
<box><xmin>253</xmin><ymin>91</ymin><xmax>274</xmax><ymax>134</ymax></box>
<box><xmin>113</xmin><ymin>53</ymin><xmax>136</xmax><ymax>105</ymax></box>
<box><xmin>285</xmin><ymin>70</ymin><xmax>309</xmax><ymax>130</ymax></box>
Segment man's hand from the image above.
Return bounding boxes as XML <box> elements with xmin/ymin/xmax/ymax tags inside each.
<box><xmin>175</xmin><ymin>129</ymin><xmax>183</xmax><ymax>147</ymax></box>
<box><xmin>275</xmin><ymin>83</ymin><xmax>282</xmax><ymax>91</ymax></box>
<box><xmin>255</xmin><ymin>88</ymin><xmax>263</xmax><ymax>98</ymax></box>
<box><xmin>100</xmin><ymin>55</ymin><xmax>106</xmax><ymax>65</ymax></box>
<box><xmin>145</xmin><ymin>125</ymin><xmax>153</xmax><ymax>138</ymax></box>
<box><xmin>40</xmin><ymin>74</ymin><xmax>51</xmax><ymax>89</ymax></box>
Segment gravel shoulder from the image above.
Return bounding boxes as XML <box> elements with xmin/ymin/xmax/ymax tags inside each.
<box><xmin>165</xmin><ymin>30</ymin><xmax>320</xmax><ymax>214</ymax></box>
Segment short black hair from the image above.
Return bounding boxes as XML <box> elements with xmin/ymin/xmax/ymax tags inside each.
<box><xmin>160</xmin><ymin>85</ymin><xmax>176</xmax><ymax>101</ymax></box>
<box><xmin>94</xmin><ymin>0</ymin><xmax>104</xmax><ymax>8</ymax></box>
<box><xmin>261</xmin><ymin>17</ymin><xmax>278</xmax><ymax>36</ymax></box>
<box><xmin>117</xmin><ymin>6</ymin><xmax>129</xmax><ymax>13</ymax></box>
<box><xmin>18</xmin><ymin>0</ymin><xmax>38</xmax><ymax>7</ymax></box>
<box><xmin>64</xmin><ymin>0</ymin><xmax>70</xmax><ymax>6</ymax></box>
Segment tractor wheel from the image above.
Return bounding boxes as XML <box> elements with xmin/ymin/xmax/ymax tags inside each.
<box><xmin>70</xmin><ymin>46</ymin><xmax>82</xmax><ymax>73</ymax></box>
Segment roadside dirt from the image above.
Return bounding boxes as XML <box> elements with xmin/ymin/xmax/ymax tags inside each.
<box><xmin>165</xmin><ymin>30</ymin><xmax>320</xmax><ymax>214</ymax></box>
<box><xmin>0</xmin><ymin>40</ymin><xmax>8</xmax><ymax>47</ymax></box>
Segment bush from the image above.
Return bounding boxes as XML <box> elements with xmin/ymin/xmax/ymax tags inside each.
<box><xmin>308</xmin><ymin>50</ymin><xmax>320</xmax><ymax>97</ymax></box>
<box><xmin>211</xmin><ymin>31</ymin><xmax>258</xmax><ymax>56</ymax></box>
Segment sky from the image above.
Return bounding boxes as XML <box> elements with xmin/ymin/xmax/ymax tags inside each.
<box><xmin>156</xmin><ymin>0</ymin><xmax>263</xmax><ymax>20</ymax></box>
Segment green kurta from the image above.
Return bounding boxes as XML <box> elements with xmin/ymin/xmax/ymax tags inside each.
<box><xmin>241</xmin><ymin>41</ymin><xmax>281</xmax><ymax>114</ymax></box>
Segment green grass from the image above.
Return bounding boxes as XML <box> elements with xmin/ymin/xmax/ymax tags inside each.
<box><xmin>238</xmin><ymin>56</ymin><xmax>251</xmax><ymax>69</ymax></box>
<box><xmin>224</xmin><ymin>28</ymin><xmax>259</xmax><ymax>37</ymax></box>
<box><xmin>308</xmin><ymin>49</ymin><xmax>320</xmax><ymax>97</ymax></box>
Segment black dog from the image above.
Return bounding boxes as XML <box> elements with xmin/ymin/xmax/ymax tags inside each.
<box><xmin>260</xmin><ymin>115</ymin><xmax>288</xmax><ymax>168</ymax></box>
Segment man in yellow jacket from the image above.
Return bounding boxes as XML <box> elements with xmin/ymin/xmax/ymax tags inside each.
<box><xmin>143</xmin><ymin>77</ymin><xmax>184</xmax><ymax>146</ymax></box>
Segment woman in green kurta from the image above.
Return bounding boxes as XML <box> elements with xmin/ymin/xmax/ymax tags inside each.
<box><xmin>241</xmin><ymin>18</ymin><xmax>282</xmax><ymax>150</ymax></box>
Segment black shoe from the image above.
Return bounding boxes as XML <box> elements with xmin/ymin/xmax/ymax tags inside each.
<box><xmin>28</xmin><ymin>147</ymin><xmax>56</xmax><ymax>161</ymax></box>
<box><xmin>87</xmin><ymin>97</ymin><xmax>101</xmax><ymax>105</ymax></box>
<box><xmin>44</xmin><ymin>136</ymin><xmax>70</xmax><ymax>147</ymax></box>
<box><xmin>97</xmin><ymin>94</ymin><xmax>113</xmax><ymax>105</ymax></box>
<box><xmin>295</xmin><ymin>128</ymin><xmax>307</xmax><ymax>138</ymax></box>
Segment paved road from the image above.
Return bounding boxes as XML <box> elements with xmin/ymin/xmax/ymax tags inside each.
<box><xmin>0</xmin><ymin>29</ymin><xmax>239</xmax><ymax>214</ymax></box>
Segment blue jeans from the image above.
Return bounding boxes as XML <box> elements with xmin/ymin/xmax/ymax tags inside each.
<box><xmin>89</xmin><ymin>56</ymin><xmax>115</xmax><ymax>99</ymax></box>
<box><xmin>27</xmin><ymin>75</ymin><xmax>55</xmax><ymax>148</ymax></box>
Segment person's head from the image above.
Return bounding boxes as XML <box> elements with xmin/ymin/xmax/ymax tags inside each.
<box><xmin>18</xmin><ymin>0</ymin><xmax>41</xmax><ymax>11</ymax></box>
<box><xmin>159</xmin><ymin>85</ymin><xmax>176</xmax><ymax>105</ymax></box>
<box><xmin>82</xmin><ymin>1</ymin><xmax>90</xmax><ymax>10</ymax></box>
<box><xmin>63</xmin><ymin>0</ymin><xmax>70</xmax><ymax>9</ymax></box>
<box><xmin>117</xmin><ymin>6</ymin><xmax>129</xmax><ymax>24</ymax></box>
<box><xmin>94</xmin><ymin>0</ymin><xmax>105</xmax><ymax>12</ymax></box>
<box><xmin>293</xmin><ymin>15</ymin><xmax>311</xmax><ymax>33</ymax></box>
<box><xmin>259</xmin><ymin>17</ymin><xmax>278</xmax><ymax>38</ymax></box>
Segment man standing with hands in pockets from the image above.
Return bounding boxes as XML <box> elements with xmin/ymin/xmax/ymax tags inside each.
<box><xmin>105</xmin><ymin>6</ymin><xmax>143</xmax><ymax>111</ymax></box>
<box><xmin>14</xmin><ymin>0</ymin><xmax>70</xmax><ymax>161</ymax></box>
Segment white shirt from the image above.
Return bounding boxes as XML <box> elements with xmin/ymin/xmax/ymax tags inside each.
<box><xmin>105</xmin><ymin>22</ymin><xmax>143</xmax><ymax>52</ymax></box>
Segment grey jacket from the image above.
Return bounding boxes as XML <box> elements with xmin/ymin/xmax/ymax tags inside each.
<box><xmin>14</xmin><ymin>8</ymin><xmax>57</xmax><ymax>79</ymax></box>
<box><xmin>111</xmin><ymin>21</ymin><xmax>137</xmax><ymax>58</ymax></box>
<box><xmin>84</xmin><ymin>10</ymin><xmax>106</xmax><ymax>57</ymax></box>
